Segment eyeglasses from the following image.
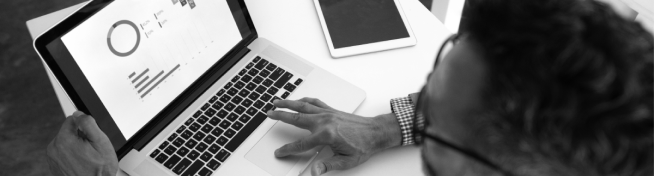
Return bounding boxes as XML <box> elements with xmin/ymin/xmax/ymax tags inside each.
<box><xmin>413</xmin><ymin>34</ymin><xmax>516</xmax><ymax>176</ymax></box>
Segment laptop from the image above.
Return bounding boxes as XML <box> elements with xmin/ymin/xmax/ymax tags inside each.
<box><xmin>33</xmin><ymin>0</ymin><xmax>366</xmax><ymax>175</ymax></box>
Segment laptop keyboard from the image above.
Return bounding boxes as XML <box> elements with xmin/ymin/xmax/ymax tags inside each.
<box><xmin>148</xmin><ymin>56</ymin><xmax>303</xmax><ymax>176</ymax></box>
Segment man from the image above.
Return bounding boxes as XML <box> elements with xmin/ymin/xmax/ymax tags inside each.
<box><xmin>47</xmin><ymin>0</ymin><xmax>653</xmax><ymax>175</ymax></box>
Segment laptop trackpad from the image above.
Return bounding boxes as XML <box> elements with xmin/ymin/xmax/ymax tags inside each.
<box><xmin>245</xmin><ymin>121</ymin><xmax>312</xmax><ymax>176</ymax></box>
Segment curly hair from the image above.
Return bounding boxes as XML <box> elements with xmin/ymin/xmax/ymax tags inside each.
<box><xmin>459</xmin><ymin>0</ymin><xmax>653</xmax><ymax>175</ymax></box>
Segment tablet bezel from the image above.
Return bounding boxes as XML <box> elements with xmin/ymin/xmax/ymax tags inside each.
<box><xmin>33</xmin><ymin>0</ymin><xmax>258</xmax><ymax>159</ymax></box>
<box><xmin>312</xmin><ymin>0</ymin><xmax>417</xmax><ymax>58</ymax></box>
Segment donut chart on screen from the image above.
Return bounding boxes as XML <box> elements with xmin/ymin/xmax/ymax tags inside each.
<box><xmin>107</xmin><ymin>20</ymin><xmax>140</xmax><ymax>57</ymax></box>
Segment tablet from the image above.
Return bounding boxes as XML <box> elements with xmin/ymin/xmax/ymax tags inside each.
<box><xmin>313</xmin><ymin>0</ymin><xmax>416</xmax><ymax>58</ymax></box>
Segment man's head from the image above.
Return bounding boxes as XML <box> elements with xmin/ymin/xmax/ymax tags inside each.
<box><xmin>420</xmin><ymin>0</ymin><xmax>653</xmax><ymax>175</ymax></box>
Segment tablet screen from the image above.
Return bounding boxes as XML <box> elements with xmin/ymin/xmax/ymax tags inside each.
<box><xmin>60</xmin><ymin>0</ymin><xmax>242</xmax><ymax>138</ymax></box>
<box><xmin>318</xmin><ymin>0</ymin><xmax>410</xmax><ymax>49</ymax></box>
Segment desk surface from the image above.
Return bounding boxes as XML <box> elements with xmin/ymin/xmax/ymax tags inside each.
<box><xmin>27</xmin><ymin>0</ymin><xmax>452</xmax><ymax>175</ymax></box>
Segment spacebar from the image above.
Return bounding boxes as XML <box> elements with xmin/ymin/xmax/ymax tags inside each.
<box><xmin>225</xmin><ymin>112</ymin><xmax>267</xmax><ymax>152</ymax></box>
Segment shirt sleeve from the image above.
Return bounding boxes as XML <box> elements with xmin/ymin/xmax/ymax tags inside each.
<box><xmin>390</xmin><ymin>94</ymin><xmax>424</xmax><ymax>146</ymax></box>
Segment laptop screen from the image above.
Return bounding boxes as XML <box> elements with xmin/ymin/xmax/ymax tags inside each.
<box><xmin>60</xmin><ymin>0</ymin><xmax>242</xmax><ymax>139</ymax></box>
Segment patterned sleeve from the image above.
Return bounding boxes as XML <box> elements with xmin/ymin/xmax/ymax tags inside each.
<box><xmin>390</xmin><ymin>95</ymin><xmax>423</xmax><ymax>146</ymax></box>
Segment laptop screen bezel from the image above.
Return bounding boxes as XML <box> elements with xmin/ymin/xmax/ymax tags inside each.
<box><xmin>33</xmin><ymin>0</ymin><xmax>258</xmax><ymax>159</ymax></box>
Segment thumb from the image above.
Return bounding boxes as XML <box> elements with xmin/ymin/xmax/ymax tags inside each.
<box><xmin>311</xmin><ymin>155</ymin><xmax>358</xmax><ymax>176</ymax></box>
<box><xmin>72</xmin><ymin>112</ymin><xmax>114</xmax><ymax>151</ymax></box>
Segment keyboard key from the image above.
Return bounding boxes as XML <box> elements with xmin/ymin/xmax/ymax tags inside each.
<box><xmin>181</xmin><ymin>160</ymin><xmax>205</xmax><ymax>176</ymax></box>
<box><xmin>224</xmin><ymin>129</ymin><xmax>236</xmax><ymax>138</ymax></box>
<box><xmin>248</xmin><ymin>69</ymin><xmax>259</xmax><ymax>77</ymax></box>
<box><xmin>246</xmin><ymin>107</ymin><xmax>258</xmax><ymax>116</ymax></box>
<box><xmin>259</xmin><ymin>70</ymin><xmax>271</xmax><ymax>78</ymax></box>
<box><xmin>204</xmin><ymin>108</ymin><xmax>217</xmax><ymax>117</ymax></box>
<box><xmin>252</xmin><ymin>76</ymin><xmax>264</xmax><ymax>84</ymax></box>
<box><xmin>253</xmin><ymin>56</ymin><xmax>261</xmax><ymax>63</ymax></box>
<box><xmin>176</xmin><ymin>125</ymin><xmax>186</xmax><ymax>133</ymax></box>
<box><xmin>216</xmin><ymin>110</ymin><xmax>229</xmax><ymax>119</ymax></box>
<box><xmin>274</xmin><ymin>72</ymin><xmax>293</xmax><ymax>88</ymax></box>
<box><xmin>172</xmin><ymin>158</ymin><xmax>192</xmax><ymax>175</ymax></box>
<box><xmin>262</xmin><ymin>79</ymin><xmax>274</xmax><ymax>87</ymax></box>
<box><xmin>221</xmin><ymin>84</ymin><xmax>231</xmax><ymax>92</ymax></box>
<box><xmin>224</xmin><ymin>112</ymin><xmax>268</xmax><ymax>152</ymax></box>
<box><xmin>200</xmin><ymin>151</ymin><xmax>213</xmax><ymax>162</ymax></box>
<box><xmin>209</xmin><ymin>116</ymin><xmax>220</xmax><ymax>126</ymax></box>
<box><xmin>211</xmin><ymin>101</ymin><xmax>224</xmax><ymax>110</ymax></box>
<box><xmin>168</xmin><ymin>133</ymin><xmax>179</xmax><ymax>142</ymax></box>
<box><xmin>241</xmin><ymin>75</ymin><xmax>252</xmax><ymax>83</ymax></box>
<box><xmin>271</xmin><ymin>96</ymin><xmax>282</xmax><ymax>103</ymax></box>
<box><xmin>226</xmin><ymin>113</ymin><xmax>239</xmax><ymax>122</ymax></box>
<box><xmin>227</xmin><ymin>88</ymin><xmax>238</xmax><ymax>96</ymax></box>
<box><xmin>215</xmin><ymin>149</ymin><xmax>231</xmax><ymax>162</ymax></box>
<box><xmin>265</xmin><ymin>63</ymin><xmax>277</xmax><ymax>71</ymax></box>
<box><xmin>150</xmin><ymin>149</ymin><xmax>161</xmax><ymax>158</ymax></box>
<box><xmin>201</xmin><ymin>103</ymin><xmax>210</xmax><ymax>111</ymax></box>
<box><xmin>248</xmin><ymin>92</ymin><xmax>260</xmax><ymax>100</ymax></box>
<box><xmin>184</xmin><ymin>118</ymin><xmax>194</xmax><ymax>126</ymax></box>
<box><xmin>241</xmin><ymin>99</ymin><xmax>254</xmax><ymax>107</ymax></box>
<box><xmin>173</xmin><ymin>137</ymin><xmax>185</xmax><ymax>147</ymax></box>
<box><xmin>245</xmin><ymin>62</ymin><xmax>254</xmax><ymax>69</ymax></box>
<box><xmin>185</xmin><ymin>139</ymin><xmax>198</xmax><ymax>149</ymax></box>
<box><xmin>199</xmin><ymin>168</ymin><xmax>213</xmax><ymax>176</ymax></box>
<box><xmin>209</xmin><ymin>96</ymin><xmax>218</xmax><ymax>103</ymax></box>
<box><xmin>231</xmin><ymin>76</ymin><xmax>240</xmax><ymax>83</ymax></box>
<box><xmin>155</xmin><ymin>153</ymin><xmax>169</xmax><ymax>164</ymax></box>
<box><xmin>284</xmin><ymin>83</ymin><xmax>296</xmax><ymax>92</ymax></box>
<box><xmin>189</xmin><ymin>123</ymin><xmax>201</xmax><ymax>132</ymax></box>
<box><xmin>246</xmin><ymin>82</ymin><xmax>257</xmax><ymax>90</ymax></box>
<box><xmin>181</xmin><ymin>130</ymin><xmax>193</xmax><ymax>139</ymax></box>
<box><xmin>219</xmin><ymin>120</ymin><xmax>232</xmax><ymax>129</ymax></box>
<box><xmin>197</xmin><ymin>115</ymin><xmax>209</xmax><ymax>124</ymax></box>
<box><xmin>164</xmin><ymin>146</ymin><xmax>177</xmax><ymax>155</ymax></box>
<box><xmin>203</xmin><ymin>135</ymin><xmax>216</xmax><ymax>144</ymax></box>
<box><xmin>281</xmin><ymin>92</ymin><xmax>290</xmax><ymax>99</ymax></box>
<box><xmin>187</xmin><ymin>150</ymin><xmax>200</xmax><ymax>160</ymax></box>
<box><xmin>164</xmin><ymin>155</ymin><xmax>181</xmax><ymax>169</ymax></box>
<box><xmin>207</xmin><ymin>159</ymin><xmax>221</xmax><ymax>170</ymax></box>
<box><xmin>193</xmin><ymin>110</ymin><xmax>202</xmax><ymax>118</ymax></box>
<box><xmin>253</xmin><ymin>100</ymin><xmax>265</xmax><ymax>109</ymax></box>
<box><xmin>176</xmin><ymin>147</ymin><xmax>190</xmax><ymax>157</ymax></box>
<box><xmin>255</xmin><ymin>85</ymin><xmax>266</xmax><ymax>94</ymax></box>
<box><xmin>219</xmin><ymin>95</ymin><xmax>231</xmax><ymax>103</ymax></box>
<box><xmin>269</xmin><ymin>68</ymin><xmax>285</xmax><ymax>80</ymax></box>
<box><xmin>239</xmin><ymin>115</ymin><xmax>251</xmax><ymax>123</ymax></box>
<box><xmin>294</xmin><ymin>78</ymin><xmax>303</xmax><ymax>85</ymax></box>
<box><xmin>254</xmin><ymin>59</ymin><xmax>269</xmax><ymax>70</ymax></box>
<box><xmin>267</xmin><ymin>87</ymin><xmax>279</xmax><ymax>95</ymax></box>
<box><xmin>201</xmin><ymin>124</ymin><xmax>214</xmax><ymax>133</ymax></box>
<box><xmin>195</xmin><ymin>142</ymin><xmax>208</xmax><ymax>153</ymax></box>
<box><xmin>208</xmin><ymin>144</ymin><xmax>220</xmax><ymax>154</ymax></box>
<box><xmin>260</xmin><ymin>93</ymin><xmax>273</xmax><ymax>102</ymax></box>
<box><xmin>211</xmin><ymin>128</ymin><xmax>224</xmax><ymax>137</ymax></box>
<box><xmin>231</xmin><ymin>96</ymin><xmax>244</xmax><ymax>104</ymax></box>
<box><xmin>193</xmin><ymin>132</ymin><xmax>206</xmax><ymax>141</ymax></box>
<box><xmin>262</xmin><ymin>103</ymin><xmax>275</xmax><ymax>112</ymax></box>
<box><xmin>238</xmin><ymin>69</ymin><xmax>246</xmax><ymax>76</ymax></box>
<box><xmin>239</xmin><ymin>89</ymin><xmax>251</xmax><ymax>98</ymax></box>
<box><xmin>224</xmin><ymin>103</ymin><xmax>236</xmax><ymax>111</ymax></box>
<box><xmin>216</xmin><ymin>136</ymin><xmax>228</xmax><ymax>146</ymax></box>
<box><xmin>235</xmin><ymin>81</ymin><xmax>245</xmax><ymax>89</ymax></box>
<box><xmin>231</xmin><ymin>122</ymin><xmax>244</xmax><ymax>130</ymax></box>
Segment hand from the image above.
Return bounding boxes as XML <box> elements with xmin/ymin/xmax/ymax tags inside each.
<box><xmin>267</xmin><ymin>98</ymin><xmax>401</xmax><ymax>176</ymax></box>
<box><xmin>47</xmin><ymin>111</ymin><xmax>119</xmax><ymax>176</ymax></box>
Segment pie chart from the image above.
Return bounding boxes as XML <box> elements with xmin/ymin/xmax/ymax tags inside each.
<box><xmin>107</xmin><ymin>20</ymin><xmax>140</xmax><ymax>57</ymax></box>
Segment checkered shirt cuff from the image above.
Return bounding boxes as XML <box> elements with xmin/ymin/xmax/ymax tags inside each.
<box><xmin>390</xmin><ymin>96</ymin><xmax>417</xmax><ymax>146</ymax></box>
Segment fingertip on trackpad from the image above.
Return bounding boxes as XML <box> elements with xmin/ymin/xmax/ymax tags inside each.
<box><xmin>245</xmin><ymin>122</ymin><xmax>313</xmax><ymax>176</ymax></box>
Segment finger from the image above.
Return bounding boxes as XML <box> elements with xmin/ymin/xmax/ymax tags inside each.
<box><xmin>274</xmin><ymin>135</ymin><xmax>323</xmax><ymax>157</ymax></box>
<box><xmin>297</xmin><ymin>97</ymin><xmax>335</xmax><ymax>111</ymax></box>
<box><xmin>273</xmin><ymin>99</ymin><xmax>326</xmax><ymax>114</ymax></box>
<box><xmin>267</xmin><ymin>110</ymin><xmax>319</xmax><ymax>129</ymax></box>
<box><xmin>72</xmin><ymin>113</ymin><xmax>114</xmax><ymax>151</ymax></box>
<box><xmin>311</xmin><ymin>155</ymin><xmax>358</xmax><ymax>176</ymax></box>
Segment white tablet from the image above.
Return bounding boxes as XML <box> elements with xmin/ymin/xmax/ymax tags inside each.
<box><xmin>313</xmin><ymin>0</ymin><xmax>416</xmax><ymax>58</ymax></box>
